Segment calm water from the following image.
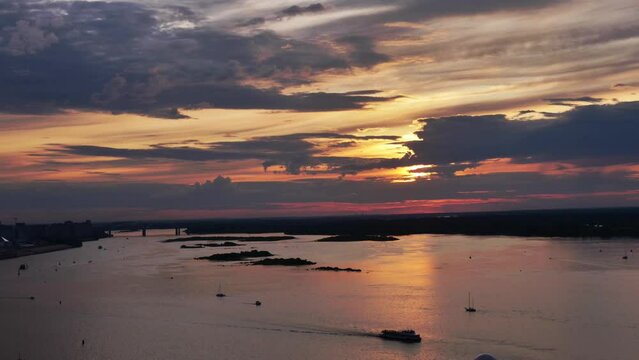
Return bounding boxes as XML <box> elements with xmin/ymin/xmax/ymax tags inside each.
<box><xmin>2</xmin><ymin>231</ymin><xmax>639</xmax><ymax>359</ymax></box>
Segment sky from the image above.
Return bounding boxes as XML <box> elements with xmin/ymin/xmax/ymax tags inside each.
<box><xmin>1</xmin><ymin>0</ymin><xmax>638</xmax><ymax>222</ymax></box>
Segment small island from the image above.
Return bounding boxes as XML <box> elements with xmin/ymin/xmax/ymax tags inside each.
<box><xmin>164</xmin><ymin>235</ymin><xmax>295</xmax><ymax>243</ymax></box>
<box><xmin>314</xmin><ymin>266</ymin><xmax>362</xmax><ymax>272</ymax></box>
<box><xmin>251</xmin><ymin>258</ymin><xmax>316</xmax><ymax>266</ymax></box>
<box><xmin>181</xmin><ymin>244</ymin><xmax>204</xmax><ymax>249</ymax></box>
<box><xmin>180</xmin><ymin>242</ymin><xmax>243</xmax><ymax>249</ymax></box>
<box><xmin>316</xmin><ymin>235</ymin><xmax>399</xmax><ymax>242</ymax></box>
<box><xmin>200</xmin><ymin>242</ymin><xmax>243</xmax><ymax>248</ymax></box>
<box><xmin>195</xmin><ymin>250</ymin><xmax>273</xmax><ymax>261</ymax></box>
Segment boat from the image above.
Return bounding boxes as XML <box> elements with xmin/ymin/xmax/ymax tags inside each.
<box><xmin>622</xmin><ymin>250</ymin><xmax>628</xmax><ymax>260</ymax></box>
<box><xmin>379</xmin><ymin>329</ymin><xmax>422</xmax><ymax>343</ymax></box>
<box><xmin>474</xmin><ymin>354</ymin><xmax>498</xmax><ymax>360</ymax></box>
<box><xmin>255</xmin><ymin>300</ymin><xmax>262</xmax><ymax>306</ymax></box>
<box><xmin>216</xmin><ymin>283</ymin><xmax>226</xmax><ymax>297</ymax></box>
<box><xmin>465</xmin><ymin>292</ymin><xmax>477</xmax><ymax>312</ymax></box>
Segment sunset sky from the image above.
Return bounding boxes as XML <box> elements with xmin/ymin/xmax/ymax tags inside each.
<box><xmin>1</xmin><ymin>0</ymin><xmax>638</xmax><ymax>222</ymax></box>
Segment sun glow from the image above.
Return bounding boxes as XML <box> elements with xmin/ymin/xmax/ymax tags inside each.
<box><xmin>391</xmin><ymin>164</ymin><xmax>435</xmax><ymax>183</ymax></box>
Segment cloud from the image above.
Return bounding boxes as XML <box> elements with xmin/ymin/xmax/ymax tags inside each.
<box><xmin>544</xmin><ymin>96</ymin><xmax>605</xmax><ymax>107</ymax></box>
<box><xmin>545</xmin><ymin>96</ymin><xmax>604</xmax><ymax>103</ymax></box>
<box><xmin>0</xmin><ymin>1</ymin><xmax>395</xmax><ymax>118</ymax></box>
<box><xmin>300</xmin><ymin>0</ymin><xmax>563</xmax><ymax>34</ymax></box>
<box><xmin>406</xmin><ymin>101</ymin><xmax>639</xmax><ymax>168</ymax></box>
<box><xmin>281</xmin><ymin>3</ymin><xmax>326</xmax><ymax>17</ymax></box>
<box><xmin>337</xmin><ymin>35</ymin><xmax>390</xmax><ymax>67</ymax></box>
<box><xmin>49</xmin><ymin>132</ymin><xmax>402</xmax><ymax>175</ymax></box>
<box><xmin>4</xmin><ymin>20</ymin><xmax>59</xmax><ymax>55</ymax></box>
<box><xmin>354</xmin><ymin>0</ymin><xmax>562</xmax><ymax>24</ymax></box>
<box><xmin>237</xmin><ymin>17</ymin><xmax>266</xmax><ymax>27</ymax></box>
<box><xmin>238</xmin><ymin>3</ymin><xmax>327</xmax><ymax>28</ymax></box>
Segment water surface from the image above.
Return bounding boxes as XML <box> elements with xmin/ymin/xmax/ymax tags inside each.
<box><xmin>2</xmin><ymin>232</ymin><xmax>638</xmax><ymax>359</ymax></box>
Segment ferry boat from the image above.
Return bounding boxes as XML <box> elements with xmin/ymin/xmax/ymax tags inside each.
<box><xmin>379</xmin><ymin>329</ymin><xmax>422</xmax><ymax>343</ymax></box>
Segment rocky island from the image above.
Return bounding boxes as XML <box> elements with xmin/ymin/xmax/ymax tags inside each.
<box><xmin>195</xmin><ymin>250</ymin><xmax>273</xmax><ymax>261</ymax></box>
<box><xmin>181</xmin><ymin>244</ymin><xmax>204</xmax><ymax>249</ymax></box>
<box><xmin>314</xmin><ymin>266</ymin><xmax>362</xmax><ymax>272</ymax></box>
<box><xmin>252</xmin><ymin>258</ymin><xmax>316</xmax><ymax>266</ymax></box>
<box><xmin>181</xmin><ymin>242</ymin><xmax>243</xmax><ymax>249</ymax></box>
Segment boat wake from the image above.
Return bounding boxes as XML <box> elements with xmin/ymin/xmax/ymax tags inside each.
<box><xmin>214</xmin><ymin>321</ymin><xmax>377</xmax><ymax>339</ymax></box>
<box><xmin>0</xmin><ymin>296</ymin><xmax>35</xmax><ymax>300</ymax></box>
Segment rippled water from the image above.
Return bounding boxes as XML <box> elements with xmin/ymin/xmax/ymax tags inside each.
<box><xmin>2</xmin><ymin>231</ymin><xmax>639</xmax><ymax>359</ymax></box>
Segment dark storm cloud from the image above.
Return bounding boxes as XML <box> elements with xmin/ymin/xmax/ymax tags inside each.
<box><xmin>406</xmin><ymin>101</ymin><xmax>639</xmax><ymax>167</ymax></box>
<box><xmin>50</xmin><ymin>132</ymin><xmax>401</xmax><ymax>175</ymax></box>
<box><xmin>0</xmin><ymin>1</ymin><xmax>396</xmax><ymax>118</ymax></box>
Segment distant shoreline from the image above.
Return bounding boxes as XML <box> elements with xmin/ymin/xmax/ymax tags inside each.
<box><xmin>3</xmin><ymin>207</ymin><xmax>639</xmax><ymax>261</ymax></box>
<box><xmin>0</xmin><ymin>220</ymin><xmax>108</xmax><ymax>261</ymax></box>
<box><xmin>170</xmin><ymin>208</ymin><xmax>639</xmax><ymax>239</ymax></box>
<box><xmin>0</xmin><ymin>243</ymin><xmax>76</xmax><ymax>260</ymax></box>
